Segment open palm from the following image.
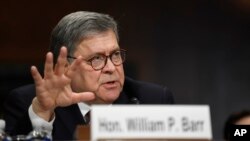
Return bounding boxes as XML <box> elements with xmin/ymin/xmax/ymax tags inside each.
<box><xmin>30</xmin><ymin>47</ymin><xmax>95</xmax><ymax>120</ymax></box>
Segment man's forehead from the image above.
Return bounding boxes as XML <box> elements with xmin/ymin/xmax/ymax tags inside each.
<box><xmin>74</xmin><ymin>31</ymin><xmax>119</xmax><ymax>56</ymax></box>
<box><xmin>75</xmin><ymin>45</ymin><xmax>120</xmax><ymax>56</ymax></box>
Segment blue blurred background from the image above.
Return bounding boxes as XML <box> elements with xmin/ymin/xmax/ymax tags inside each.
<box><xmin>1</xmin><ymin>0</ymin><xmax>250</xmax><ymax>139</ymax></box>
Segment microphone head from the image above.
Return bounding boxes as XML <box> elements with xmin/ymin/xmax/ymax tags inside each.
<box><xmin>130</xmin><ymin>97</ymin><xmax>140</xmax><ymax>104</ymax></box>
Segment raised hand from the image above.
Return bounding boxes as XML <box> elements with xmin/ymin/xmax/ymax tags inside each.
<box><xmin>30</xmin><ymin>47</ymin><xmax>95</xmax><ymax>121</ymax></box>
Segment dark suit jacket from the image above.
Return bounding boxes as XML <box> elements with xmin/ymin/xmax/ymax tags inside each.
<box><xmin>3</xmin><ymin>77</ymin><xmax>174</xmax><ymax>140</ymax></box>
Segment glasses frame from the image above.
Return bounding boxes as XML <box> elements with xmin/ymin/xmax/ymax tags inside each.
<box><xmin>67</xmin><ymin>49</ymin><xmax>126</xmax><ymax>71</ymax></box>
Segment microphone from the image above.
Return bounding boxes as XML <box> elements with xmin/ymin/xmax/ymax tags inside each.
<box><xmin>130</xmin><ymin>97</ymin><xmax>140</xmax><ymax>104</ymax></box>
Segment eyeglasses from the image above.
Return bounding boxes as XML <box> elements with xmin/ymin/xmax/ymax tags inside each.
<box><xmin>67</xmin><ymin>49</ymin><xmax>126</xmax><ymax>70</ymax></box>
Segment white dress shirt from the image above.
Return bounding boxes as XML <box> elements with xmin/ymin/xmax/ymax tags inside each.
<box><xmin>28</xmin><ymin>103</ymin><xmax>91</xmax><ymax>136</ymax></box>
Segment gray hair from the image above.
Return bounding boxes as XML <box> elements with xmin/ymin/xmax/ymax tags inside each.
<box><xmin>49</xmin><ymin>11</ymin><xmax>119</xmax><ymax>63</ymax></box>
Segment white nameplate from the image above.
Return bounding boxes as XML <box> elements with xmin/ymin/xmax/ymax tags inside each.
<box><xmin>91</xmin><ymin>105</ymin><xmax>212</xmax><ymax>140</ymax></box>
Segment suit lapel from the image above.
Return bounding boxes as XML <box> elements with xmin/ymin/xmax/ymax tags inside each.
<box><xmin>53</xmin><ymin>104</ymin><xmax>85</xmax><ymax>138</ymax></box>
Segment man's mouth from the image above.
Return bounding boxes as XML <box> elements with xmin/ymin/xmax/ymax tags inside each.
<box><xmin>106</xmin><ymin>81</ymin><xmax>115</xmax><ymax>84</ymax></box>
<box><xmin>102</xmin><ymin>81</ymin><xmax>118</xmax><ymax>89</ymax></box>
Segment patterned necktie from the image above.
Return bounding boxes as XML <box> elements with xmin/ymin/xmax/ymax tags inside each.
<box><xmin>83</xmin><ymin>111</ymin><xmax>90</xmax><ymax>125</ymax></box>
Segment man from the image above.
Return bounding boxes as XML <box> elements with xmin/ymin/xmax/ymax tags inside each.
<box><xmin>3</xmin><ymin>11</ymin><xmax>174</xmax><ymax>140</ymax></box>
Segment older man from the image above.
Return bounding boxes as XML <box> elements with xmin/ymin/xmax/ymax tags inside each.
<box><xmin>3</xmin><ymin>11</ymin><xmax>174</xmax><ymax>140</ymax></box>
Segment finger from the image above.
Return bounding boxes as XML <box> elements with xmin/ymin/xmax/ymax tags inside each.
<box><xmin>44</xmin><ymin>52</ymin><xmax>54</xmax><ymax>79</ymax></box>
<box><xmin>65</xmin><ymin>56</ymin><xmax>83</xmax><ymax>78</ymax></box>
<box><xmin>31</xmin><ymin>66</ymin><xmax>43</xmax><ymax>86</ymax></box>
<box><xmin>54</xmin><ymin>47</ymin><xmax>68</xmax><ymax>75</ymax></box>
<box><xmin>71</xmin><ymin>92</ymin><xmax>96</xmax><ymax>103</ymax></box>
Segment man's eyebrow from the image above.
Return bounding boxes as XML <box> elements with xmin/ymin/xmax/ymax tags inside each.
<box><xmin>110</xmin><ymin>48</ymin><xmax>121</xmax><ymax>53</ymax></box>
<box><xmin>88</xmin><ymin>47</ymin><xmax>121</xmax><ymax>56</ymax></box>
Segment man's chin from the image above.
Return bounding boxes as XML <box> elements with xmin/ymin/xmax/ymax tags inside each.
<box><xmin>100</xmin><ymin>91</ymin><xmax>121</xmax><ymax>103</ymax></box>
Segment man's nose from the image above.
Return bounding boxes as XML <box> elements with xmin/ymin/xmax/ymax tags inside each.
<box><xmin>102</xmin><ymin>58</ymin><xmax>116</xmax><ymax>72</ymax></box>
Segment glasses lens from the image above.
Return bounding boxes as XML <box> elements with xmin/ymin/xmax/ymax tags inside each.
<box><xmin>91</xmin><ymin>55</ymin><xmax>105</xmax><ymax>70</ymax></box>
<box><xmin>111</xmin><ymin>50</ymin><xmax>125</xmax><ymax>65</ymax></box>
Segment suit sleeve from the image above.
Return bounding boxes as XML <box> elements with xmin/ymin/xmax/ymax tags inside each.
<box><xmin>3</xmin><ymin>89</ymin><xmax>33</xmax><ymax>136</ymax></box>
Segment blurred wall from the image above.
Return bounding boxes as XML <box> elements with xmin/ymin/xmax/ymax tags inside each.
<box><xmin>1</xmin><ymin>0</ymin><xmax>250</xmax><ymax>139</ymax></box>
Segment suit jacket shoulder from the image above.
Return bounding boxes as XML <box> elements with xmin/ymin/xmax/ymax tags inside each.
<box><xmin>114</xmin><ymin>77</ymin><xmax>174</xmax><ymax>104</ymax></box>
<box><xmin>3</xmin><ymin>84</ymin><xmax>35</xmax><ymax>135</ymax></box>
<box><xmin>3</xmin><ymin>84</ymin><xmax>83</xmax><ymax>140</ymax></box>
